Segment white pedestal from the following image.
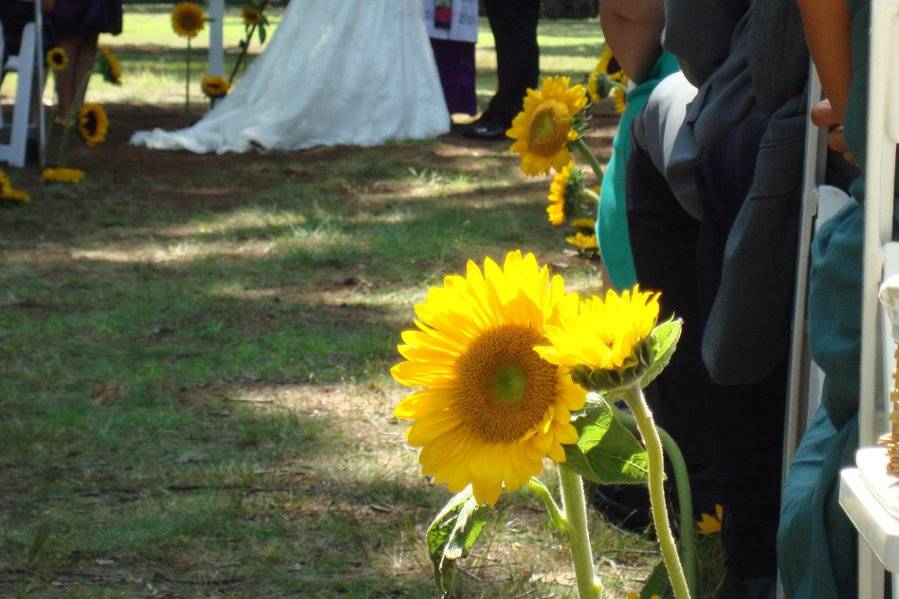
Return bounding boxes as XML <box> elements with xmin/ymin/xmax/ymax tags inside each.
<box><xmin>840</xmin><ymin>448</ymin><xmax>899</xmax><ymax>570</ymax></box>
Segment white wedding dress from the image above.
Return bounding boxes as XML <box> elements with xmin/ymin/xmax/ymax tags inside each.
<box><xmin>131</xmin><ymin>0</ymin><xmax>450</xmax><ymax>154</ymax></box>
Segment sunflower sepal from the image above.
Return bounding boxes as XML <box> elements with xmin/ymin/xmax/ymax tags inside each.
<box><xmin>638</xmin><ymin>318</ymin><xmax>683</xmax><ymax>389</ymax></box>
<box><xmin>570</xmin><ymin>340</ymin><xmax>653</xmax><ymax>393</ymax></box>
<box><xmin>426</xmin><ymin>487</ymin><xmax>491</xmax><ymax>596</ymax></box>
<box><xmin>560</xmin><ymin>394</ymin><xmax>648</xmax><ymax>486</ymax></box>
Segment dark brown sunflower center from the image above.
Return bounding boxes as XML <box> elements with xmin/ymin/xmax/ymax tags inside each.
<box><xmin>179</xmin><ymin>13</ymin><xmax>201</xmax><ymax>30</ymax></box>
<box><xmin>527</xmin><ymin>101</ymin><xmax>571</xmax><ymax>158</ymax></box>
<box><xmin>83</xmin><ymin>112</ymin><xmax>97</xmax><ymax>135</ymax></box>
<box><xmin>456</xmin><ymin>325</ymin><xmax>558</xmax><ymax>442</ymax></box>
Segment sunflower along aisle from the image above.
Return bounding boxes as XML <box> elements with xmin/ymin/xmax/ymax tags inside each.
<box><xmin>516</xmin><ymin>50</ymin><xmax>630</xmax><ymax>261</ymax></box>
<box><xmin>392</xmin><ymin>61</ymin><xmax>698</xmax><ymax>599</ymax></box>
<box><xmin>170</xmin><ymin>2</ymin><xmax>206</xmax><ymax>116</ymax></box>
<box><xmin>42</xmin><ymin>45</ymin><xmax>121</xmax><ymax>184</ymax></box>
<box><xmin>393</xmin><ymin>255</ymin><xmax>694</xmax><ymax>598</ymax></box>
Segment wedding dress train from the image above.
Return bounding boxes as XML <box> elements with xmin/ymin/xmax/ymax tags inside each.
<box><xmin>131</xmin><ymin>0</ymin><xmax>450</xmax><ymax>154</ymax></box>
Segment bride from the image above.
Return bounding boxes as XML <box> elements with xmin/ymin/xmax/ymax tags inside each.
<box><xmin>131</xmin><ymin>0</ymin><xmax>450</xmax><ymax>154</ymax></box>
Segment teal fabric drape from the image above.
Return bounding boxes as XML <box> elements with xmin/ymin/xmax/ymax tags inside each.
<box><xmin>596</xmin><ymin>52</ymin><xmax>680</xmax><ymax>289</ymax></box>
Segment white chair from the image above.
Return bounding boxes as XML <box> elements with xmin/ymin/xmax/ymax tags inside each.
<box><xmin>0</xmin><ymin>0</ymin><xmax>46</xmax><ymax>167</ymax></box>
<box><xmin>833</xmin><ymin>0</ymin><xmax>899</xmax><ymax>597</ymax></box>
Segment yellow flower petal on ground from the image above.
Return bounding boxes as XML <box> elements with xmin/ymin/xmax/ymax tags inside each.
<box><xmin>1</xmin><ymin>187</ymin><xmax>31</xmax><ymax>203</ymax></box>
<box><xmin>536</xmin><ymin>285</ymin><xmax>660</xmax><ymax>372</ymax></box>
<box><xmin>546</xmin><ymin>162</ymin><xmax>573</xmax><ymax>225</ymax></box>
<box><xmin>42</xmin><ymin>167</ymin><xmax>85</xmax><ymax>184</ymax></box>
<box><xmin>171</xmin><ymin>2</ymin><xmax>205</xmax><ymax>38</ymax></box>
<box><xmin>698</xmin><ymin>503</ymin><xmax>724</xmax><ymax>535</ymax></box>
<box><xmin>565</xmin><ymin>232</ymin><xmax>598</xmax><ymax>251</ymax></box>
<box><xmin>47</xmin><ymin>47</ymin><xmax>68</xmax><ymax>72</ymax></box>
<box><xmin>507</xmin><ymin>76</ymin><xmax>587</xmax><ymax>176</ymax></box>
<box><xmin>78</xmin><ymin>103</ymin><xmax>109</xmax><ymax>147</ymax></box>
<box><xmin>391</xmin><ymin>250</ymin><xmax>586</xmax><ymax>506</ymax></box>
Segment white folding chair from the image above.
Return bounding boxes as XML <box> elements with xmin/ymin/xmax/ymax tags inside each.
<box><xmin>0</xmin><ymin>0</ymin><xmax>46</xmax><ymax>167</ymax></box>
<box><xmin>835</xmin><ymin>0</ymin><xmax>899</xmax><ymax>597</ymax></box>
<box><xmin>782</xmin><ymin>67</ymin><xmax>843</xmax><ymax>475</ymax></box>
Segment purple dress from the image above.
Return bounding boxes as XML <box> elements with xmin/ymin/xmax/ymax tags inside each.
<box><xmin>51</xmin><ymin>0</ymin><xmax>123</xmax><ymax>36</ymax></box>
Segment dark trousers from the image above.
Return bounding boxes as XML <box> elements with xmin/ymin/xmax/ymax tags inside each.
<box><xmin>483</xmin><ymin>0</ymin><xmax>540</xmax><ymax>124</ymax></box>
<box><xmin>627</xmin><ymin>109</ymin><xmax>787</xmax><ymax>579</ymax></box>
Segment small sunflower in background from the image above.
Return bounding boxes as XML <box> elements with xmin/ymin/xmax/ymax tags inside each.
<box><xmin>242</xmin><ymin>4</ymin><xmax>262</xmax><ymax>26</ymax></box>
<box><xmin>171</xmin><ymin>2</ymin><xmax>205</xmax><ymax>38</ymax></box>
<box><xmin>547</xmin><ymin>162</ymin><xmax>585</xmax><ymax>226</ymax></box>
<box><xmin>42</xmin><ymin>167</ymin><xmax>86</xmax><ymax>184</ymax></box>
<box><xmin>610</xmin><ymin>86</ymin><xmax>627</xmax><ymax>115</ymax></box>
<box><xmin>201</xmin><ymin>75</ymin><xmax>230</xmax><ymax>98</ymax></box>
<box><xmin>78</xmin><ymin>103</ymin><xmax>109</xmax><ymax>147</ymax></box>
<box><xmin>97</xmin><ymin>46</ymin><xmax>122</xmax><ymax>85</ymax></box>
<box><xmin>507</xmin><ymin>76</ymin><xmax>587</xmax><ymax>176</ymax></box>
<box><xmin>597</xmin><ymin>45</ymin><xmax>629</xmax><ymax>86</ymax></box>
<box><xmin>46</xmin><ymin>47</ymin><xmax>68</xmax><ymax>72</ymax></box>
<box><xmin>569</xmin><ymin>217</ymin><xmax>595</xmax><ymax>230</ymax></box>
<box><xmin>564</xmin><ymin>232</ymin><xmax>599</xmax><ymax>253</ymax></box>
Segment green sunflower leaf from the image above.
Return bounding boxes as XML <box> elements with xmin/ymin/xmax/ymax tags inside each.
<box><xmin>639</xmin><ymin>559</ymin><xmax>675</xmax><ymax>598</ymax></box>
<box><xmin>258</xmin><ymin>24</ymin><xmax>267</xmax><ymax>44</ymax></box>
<box><xmin>639</xmin><ymin>318</ymin><xmax>682</xmax><ymax>389</ymax></box>
<box><xmin>562</xmin><ymin>395</ymin><xmax>648</xmax><ymax>485</ymax></box>
<box><xmin>426</xmin><ymin>488</ymin><xmax>490</xmax><ymax>596</ymax></box>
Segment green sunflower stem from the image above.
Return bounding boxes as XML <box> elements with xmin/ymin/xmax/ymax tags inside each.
<box><xmin>620</xmin><ymin>384</ymin><xmax>691</xmax><ymax>599</ymax></box>
<box><xmin>185</xmin><ymin>38</ymin><xmax>192</xmax><ymax>118</ymax></box>
<box><xmin>57</xmin><ymin>65</ymin><xmax>96</xmax><ymax>168</ymax></box>
<box><xmin>229</xmin><ymin>0</ymin><xmax>270</xmax><ymax>85</ymax></box>
<box><xmin>579</xmin><ymin>187</ymin><xmax>600</xmax><ymax>208</ymax></box>
<box><xmin>526</xmin><ymin>478</ymin><xmax>569</xmax><ymax>534</ymax></box>
<box><xmin>557</xmin><ymin>466</ymin><xmax>602</xmax><ymax>599</ymax></box>
<box><xmin>573</xmin><ymin>138</ymin><xmax>605</xmax><ymax>189</ymax></box>
<box><xmin>614</xmin><ymin>407</ymin><xmax>698</xmax><ymax>597</ymax></box>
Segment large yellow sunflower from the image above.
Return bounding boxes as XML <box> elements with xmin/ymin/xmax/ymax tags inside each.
<box><xmin>46</xmin><ymin>47</ymin><xmax>68</xmax><ymax>72</ymax></box>
<box><xmin>546</xmin><ymin>162</ymin><xmax>574</xmax><ymax>226</ymax></box>
<box><xmin>507</xmin><ymin>76</ymin><xmax>587</xmax><ymax>176</ymax></box>
<box><xmin>79</xmin><ymin>103</ymin><xmax>109</xmax><ymax>147</ymax></box>
<box><xmin>391</xmin><ymin>250</ymin><xmax>586</xmax><ymax>506</ymax></box>
<box><xmin>201</xmin><ymin>75</ymin><xmax>230</xmax><ymax>98</ymax></box>
<box><xmin>536</xmin><ymin>285</ymin><xmax>660</xmax><ymax>373</ymax></box>
<box><xmin>171</xmin><ymin>2</ymin><xmax>205</xmax><ymax>38</ymax></box>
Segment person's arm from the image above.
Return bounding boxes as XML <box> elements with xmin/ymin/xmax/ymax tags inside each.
<box><xmin>599</xmin><ymin>0</ymin><xmax>664</xmax><ymax>84</ymax></box>
<box><xmin>796</xmin><ymin>0</ymin><xmax>852</xmax><ymax>122</ymax></box>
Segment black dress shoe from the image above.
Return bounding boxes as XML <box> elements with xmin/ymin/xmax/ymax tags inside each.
<box><xmin>462</xmin><ymin>118</ymin><xmax>510</xmax><ymax>140</ymax></box>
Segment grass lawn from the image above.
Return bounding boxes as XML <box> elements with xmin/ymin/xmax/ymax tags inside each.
<box><xmin>0</xmin><ymin>6</ymin><xmax>675</xmax><ymax>598</ymax></box>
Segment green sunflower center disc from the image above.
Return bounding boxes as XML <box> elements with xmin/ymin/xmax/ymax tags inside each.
<box><xmin>528</xmin><ymin>101</ymin><xmax>571</xmax><ymax>157</ymax></box>
<box><xmin>457</xmin><ymin>324</ymin><xmax>558</xmax><ymax>442</ymax></box>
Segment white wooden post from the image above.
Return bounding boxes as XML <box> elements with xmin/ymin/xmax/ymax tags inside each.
<box><xmin>207</xmin><ymin>0</ymin><xmax>225</xmax><ymax>77</ymax></box>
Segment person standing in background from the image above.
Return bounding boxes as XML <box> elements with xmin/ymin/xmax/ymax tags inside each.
<box><xmin>423</xmin><ymin>0</ymin><xmax>478</xmax><ymax>117</ymax></box>
<box><xmin>463</xmin><ymin>0</ymin><xmax>539</xmax><ymax>139</ymax></box>
<box><xmin>50</xmin><ymin>0</ymin><xmax>123</xmax><ymax>121</ymax></box>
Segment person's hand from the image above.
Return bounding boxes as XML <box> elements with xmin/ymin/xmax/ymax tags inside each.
<box><xmin>811</xmin><ymin>98</ymin><xmax>856</xmax><ymax>165</ymax></box>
